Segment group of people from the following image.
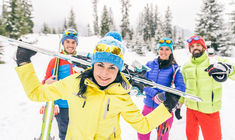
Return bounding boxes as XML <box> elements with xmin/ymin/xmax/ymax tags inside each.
<box><xmin>15</xmin><ymin>28</ymin><xmax>235</xmax><ymax>140</ymax></box>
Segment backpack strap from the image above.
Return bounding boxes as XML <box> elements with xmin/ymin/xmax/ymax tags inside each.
<box><xmin>171</xmin><ymin>65</ymin><xmax>180</xmax><ymax>87</ymax></box>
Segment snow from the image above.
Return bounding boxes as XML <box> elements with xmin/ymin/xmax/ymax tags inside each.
<box><xmin>0</xmin><ymin>34</ymin><xmax>235</xmax><ymax>140</ymax></box>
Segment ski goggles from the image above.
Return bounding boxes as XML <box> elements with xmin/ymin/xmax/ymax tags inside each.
<box><xmin>94</xmin><ymin>44</ymin><xmax>124</xmax><ymax>60</ymax></box>
<box><xmin>187</xmin><ymin>36</ymin><xmax>200</xmax><ymax>43</ymax></box>
<box><xmin>65</xmin><ymin>29</ymin><xmax>78</xmax><ymax>37</ymax></box>
<box><xmin>159</xmin><ymin>39</ymin><xmax>172</xmax><ymax>44</ymax></box>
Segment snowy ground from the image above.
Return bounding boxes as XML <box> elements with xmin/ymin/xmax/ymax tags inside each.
<box><xmin>0</xmin><ymin>34</ymin><xmax>234</xmax><ymax>140</ymax></box>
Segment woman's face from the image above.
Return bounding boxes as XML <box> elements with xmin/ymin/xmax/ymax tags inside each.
<box><xmin>93</xmin><ymin>62</ymin><xmax>119</xmax><ymax>87</ymax></box>
<box><xmin>158</xmin><ymin>46</ymin><xmax>172</xmax><ymax>60</ymax></box>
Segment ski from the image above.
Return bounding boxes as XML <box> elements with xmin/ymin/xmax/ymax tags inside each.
<box><xmin>0</xmin><ymin>35</ymin><xmax>202</xmax><ymax>102</ymax></box>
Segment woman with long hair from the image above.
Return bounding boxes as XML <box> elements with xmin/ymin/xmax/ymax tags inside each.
<box><xmin>138</xmin><ymin>37</ymin><xmax>185</xmax><ymax>140</ymax></box>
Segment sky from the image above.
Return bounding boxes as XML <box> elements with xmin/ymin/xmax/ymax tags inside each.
<box><xmin>1</xmin><ymin>0</ymin><xmax>235</xmax><ymax>35</ymax></box>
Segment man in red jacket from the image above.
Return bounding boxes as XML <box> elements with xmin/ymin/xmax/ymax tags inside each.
<box><xmin>42</xmin><ymin>28</ymin><xmax>78</xmax><ymax>140</ymax></box>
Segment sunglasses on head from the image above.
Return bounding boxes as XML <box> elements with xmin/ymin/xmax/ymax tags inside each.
<box><xmin>94</xmin><ymin>44</ymin><xmax>124</xmax><ymax>60</ymax></box>
<box><xmin>159</xmin><ymin>40</ymin><xmax>172</xmax><ymax>44</ymax></box>
<box><xmin>187</xmin><ymin>36</ymin><xmax>200</xmax><ymax>43</ymax></box>
<box><xmin>65</xmin><ymin>29</ymin><xmax>78</xmax><ymax>37</ymax></box>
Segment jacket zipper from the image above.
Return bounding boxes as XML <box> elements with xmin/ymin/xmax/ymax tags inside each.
<box><xmin>82</xmin><ymin>100</ymin><xmax>86</xmax><ymax>108</ymax></box>
<box><xmin>113</xmin><ymin>127</ymin><xmax>116</xmax><ymax>138</ymax></box>
<box><xmin>196</xmin><ymin>65</ymin><xmax>199</xmax><ymax>109</ymax></box>
<box><xmin>103</xmin><ymin>98</ymin><xmax>110</xmax><ymax>119</ymax></box>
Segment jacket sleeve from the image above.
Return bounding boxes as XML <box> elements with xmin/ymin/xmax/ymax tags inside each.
<box><xmin>15</xmin><ymin>63</ymin><xmax>78</xmax><ymax>102</ymax></box>
<box><xmin>121</xmin><ymin>96</ymin><xmax>171</xmax><ymax>134</ymax></box>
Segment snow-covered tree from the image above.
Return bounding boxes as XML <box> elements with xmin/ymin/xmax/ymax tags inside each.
<box><xmin>42</xmin><ymin>23</ymin><xmax>51</xmax><ymax>34</ymax></box>
<box><xmin>52</xmin><ymin>28</ymin><xmax>56</xmax><ymax>34</ymax></box>
<box><xmin>155</xmin><ymin>16</ymin><xmax>164</xmax><ymax>43</ymax></box>
<box><xmin>67</xmin><ymin>9</ymin><xmax>77</xmax><ymax>31</ymax></box>
<box><xmin>100</xmin><ymin>5</ymin><xmax>110</xmax><ymax>37</ymax></box>
<box><xmin>175</xmin><ymin>30</ymin><xmax>185</xmax><ymax>49</ymax></box>
<box><xmin>87</xmin><ymin>24</ymin><xmax>92</xmax><ymax>36</ymax></box>
<box><xmin>143</xmin><ymin>4</ymin><xmax>151</xmax><ymax>41</ymax></box>
<box><xmin>120</xmin><ymin>0</ymin><xmax>131</xmax><ymax>39</ymax></box>
<box><xmin>22</xmin><ymin>0</ymin><xmax>34</xmax><ymax>33</ymax></box>
<box><xmin>92</xmin><ymin>0</ymin><xmax>99</xmax><ymax>35</ymax></box>
<box><xmin>5</xmin><ymin>0</ymin><xmax>34</xmax><ymax>39</ymax></box>
<box><xmin>108</xmin><ymin>7</ymin><xmax>116</xmax><ymax>31</ymax></box>
<box><xmin>195</xmin><ymin>0</ymin><xmax>228</xmax><ymax>54</ymax></box>
<box><xmin>63</xmin><ymin>18</ymin><xmax>68</xmax><ymax>31</ymax></box>
<box><xmin>163</xmin><ymin>6</ymin><xmax>173</xmax><ymax>38</ymax></box>
<box><xmin>136</xmin><ymin>12</ymin><xmax>144</xmax><ymax>36</ymax></box>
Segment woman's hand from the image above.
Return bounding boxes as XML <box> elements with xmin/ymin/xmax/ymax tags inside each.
<box><xmin>45</xmin><ymin>75</ymin><xmax>57</xmax><ymax>84</ymax></box>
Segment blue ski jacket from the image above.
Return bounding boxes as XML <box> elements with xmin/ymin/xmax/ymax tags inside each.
<box><xmin>144</xmin><ymin>58</ymin><xmax>185</xmax><ymax>108</ymax></box>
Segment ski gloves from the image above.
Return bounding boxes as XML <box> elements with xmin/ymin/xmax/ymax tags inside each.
<box><xmin>205</xmin><ymin>62</ymin><xmax>233</xmax><ymax>82</ymax></box>
<box><xmin>16</xmin><ymin>46</ymin><xmax>36</xmax><ymax>66</ymax></box>
<box><xmin>144</xmin><ymin>86</ymin><xmax>180</xmax><ymax>113</ymax></box>
<box><xmin>174</xmin><ymin>103</ymin><xmax>183</xmax><ymax>120</ymax></box>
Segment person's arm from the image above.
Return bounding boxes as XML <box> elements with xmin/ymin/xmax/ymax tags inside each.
<box><xmin>143</xmin><ymin>61</ymin><xmax>159</xmax><ymax>97</ymax></box>
<box><xmin>42</xmin><ymin>58</ymin><xmax>56</xmax><ymax>84</ymax></box>
<box><xmin>15</xmin><ymin>63</ymin><xmax>78</xmax><ymax>102</ymax></box>
<box><xmin>121</xmin><ymin>96</ymin><xmax>171</xmax><ymax>134</ymax></box>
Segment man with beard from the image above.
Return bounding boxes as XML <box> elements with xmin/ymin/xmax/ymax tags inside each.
<box><xmin>177</xmin><ymin>35</ymin><xmax>235</xmax><ymax>140</ymax></box>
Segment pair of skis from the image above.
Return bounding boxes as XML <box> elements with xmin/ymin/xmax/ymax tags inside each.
<box><xmin>36</xmin><ymin>37</ymin><xmax>62</xmax><ymax>140</ymax></box>
<box><xmin>36</xmin><ymin>57</ymin><xmax>60</xmax><ymax>140</ymax></box>
<box><xmin>0</xmin><ymin>35</ymin><xmax>203</xmax><ymax>103</ymax></box>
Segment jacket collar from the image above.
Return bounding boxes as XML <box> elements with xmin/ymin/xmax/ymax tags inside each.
<box><xmin>191</xmin><ymin>52</ymin><xmax>208</xmax><ymax>64</ymax></box>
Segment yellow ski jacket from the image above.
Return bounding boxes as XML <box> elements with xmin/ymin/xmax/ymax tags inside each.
<box><xmin>16</xmin><ymin>63</ymin><xmax>171</xmax><ymax>140</ymax></box>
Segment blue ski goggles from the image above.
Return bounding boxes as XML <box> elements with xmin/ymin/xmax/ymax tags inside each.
<box><xmin>187</xmin><ymin>36</ymin><xmax>200</xmax><ymax>43</ymax></box>
<box><xmin>64</xmin><ymin>29</ymin><xmax>78</xmax><ymax>37</ymax></box>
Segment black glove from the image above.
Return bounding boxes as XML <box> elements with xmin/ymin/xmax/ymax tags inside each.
<box><xmin>163</xmin><ymin>92</ymin><xmax>180</xmax><ymax>112</ymax></box>
<box><xmin>16</xmin><ymin>47</ymin><xmax>36</xmax><ymax>66</ymax></box>
<box><xmin>131</xmin><ymin>80</ymin><xmax>145</xmax><ymax>93</ymax></box>
<box><xmin>175</xmin><ymin>108</ymin><xmax>182</xmax><ymax>120</ymax></box>
<box><xmin>205</xmin><ymin>62</ymin><xmax>233</xmax><ymax>82</ymax></box>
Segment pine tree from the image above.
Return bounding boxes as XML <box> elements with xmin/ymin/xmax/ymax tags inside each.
<box><xmin>87</xmin><ymin>24</ymin><xmax>92</xmax><ymax>36</ymax></box>
<box><xmin>175</xmin><ymin>30</ymin><xmax>185</xmax><ymax>49</ymax></box>
<box><xmin>108</xmin><ymin>7</ymin><xmax>116</xmax><ymax>31</ymax></box>
<box><xmin>149</xmin><ymin>4</ymin><xmax>155</xmax><ymax>38</ymax></box>
<box><xmin>42</xmin><ymin>23</ymin><xmax>51</xmax><ymax>34</ymax></box>
<box><xmin>163</xmin><ymin>6</ymin><xmax>173</xmax><ymax>38</ymax></box>
<box><xmin>63</xmin><ymin>18</ymin><xmax>68</xmax><ymax>31</ymax></box>
<box><xmin>143</xmin><ymin>4</ymin><xmax>151</xmax><ymax>41</ymax></box>
<box><xmin>155</xmin><ymin>16</ymin><xmax>164</xmax><ymax>43</ymax></box>
<box><xmin>5</xmin><ymin>0</ymin><xmax>34</xmax><ymax>39</ymax></box>
<box><xmin>153</xmin><ymin>5</ymin><xmax>160</xmax><ymax>37</ymax></box>
<box><xmin>136</xmin><ymin>12</ymin><xmax>144</xmax><ymax>36</ymax></box>
<box><xmin>68</xmin><ymin>9</ymin><xmax>77</xmax><ymax>30</ymax></box>
<box><xmin>92</xmin><ymin>0</ymin><xmax>99</xmax><ymax>35</ymax></box>
<box><xmin>52</xmin><ymin>28</ymin><xmax>56</xmax><ymax>34</ymax></box>
<box><xmin>22</xmin><ymin>0</ymin><xmax>34</xmax><ymax>33</ymax></box>
<box><xmin>100</xmin><ymin>5</ymin><xmax>110</xmax><ymax>37</ymax></box>
<box><xmin>120</xmin><ymin>0</ymin><xmax>131</xmax><ymax>39</ymax></box>
<box><xmin>195</xmin><ymin>0</ymin><xmax>227</xmax><ymax>53</ymax></box>
<box><xmin>0</xmin><ymin>2</ymin><xmax>7</xmax><ymax>36</ymax></box>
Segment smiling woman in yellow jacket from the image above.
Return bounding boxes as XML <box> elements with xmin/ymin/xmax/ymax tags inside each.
<box><xmin>15</xmin><ymin>32</ymin><xmax>180</xmax><ymax>140</ymax></box>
